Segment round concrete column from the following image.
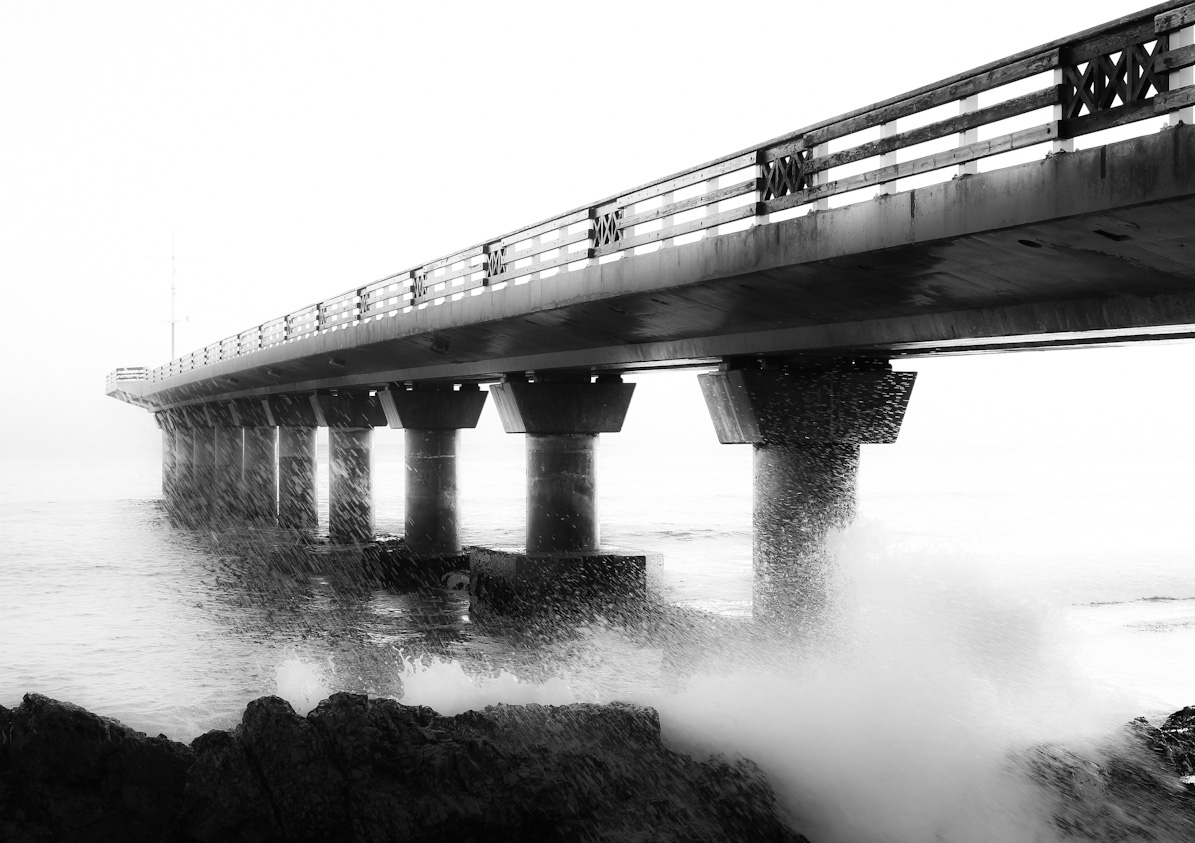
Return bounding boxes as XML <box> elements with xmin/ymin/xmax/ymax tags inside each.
<box><xmin>277</xmin><ymin>427</ymin><xmax>317</xmax><ymax>530</ymax></box>
<box><xmin>213</xmin><ymin>427</ymin><xmax>243</xmax><ymax>522</ymax></box>
<box><xmin>191</xmin><ymin>427</ymin><xmax>217</xmax><ymax>523</ymax></box>
<box><xmin>329</xmin><ymin>427</ymin><xmax>373</xmax><ymax>544</ymax></box>
<box><xmin>171</xmin><ymin>428</ymin><xmax>195</xmax><ymax>516</ymax></box>
<box><xmin>752</xmin><ymin>443</ymin><xmax>859</xmax><ymax>625</ymax></box>
<box><xmin>404</xmin><ymin>429</ymin><xmax>460</xmax><ymax>555</ymax></box>
<box><xmin>161</xmin><ymin>427</ymin><xmax>180</xmax><ymax>505</ymax></box>
<box><xmin>242</xmin><ymin>427</ymin><xmax>277</xmax><ymax>521</ymax></box>
<box><xmin>526</xmin><ymin>433</ymin><xmax>599</xmax><ymax>554</ymax></box>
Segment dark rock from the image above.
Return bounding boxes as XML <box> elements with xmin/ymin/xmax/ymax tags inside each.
<box><xmin>0</xmin><ymin>693</ymin><xmax>194</xmax><ymax>843</ymax></box>
<box><xmin>1024</xmin><ymin>709</ymin><xmax>1195</xmax><ymax>841</ymax></box>
<box><xmin>0</xmin><ymin>692</ymin><xmax>807</xmax><ymax>843</ymax></box>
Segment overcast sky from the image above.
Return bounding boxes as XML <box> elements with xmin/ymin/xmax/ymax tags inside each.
<box><xmin>3</xmin><ymin>0</ymin><xmax>1192</xmax><ymax>463</ymax></box>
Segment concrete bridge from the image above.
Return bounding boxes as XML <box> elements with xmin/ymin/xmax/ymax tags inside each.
<box><xmin>108</xmin><ymin>2</ymin><xmax>1195</xmax><ymax>621</ymax></box>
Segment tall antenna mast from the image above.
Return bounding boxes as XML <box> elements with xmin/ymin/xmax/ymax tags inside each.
<box><xmin>170</xmin><ymin>230</ymin><xmax>178</xmax><ymax>358</ymax></box>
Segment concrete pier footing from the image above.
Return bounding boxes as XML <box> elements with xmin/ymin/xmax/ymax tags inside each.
<box><xmin>699</xmin><ymin>360</ymin><xmax>915</xmax><ymax>626</ymax></box>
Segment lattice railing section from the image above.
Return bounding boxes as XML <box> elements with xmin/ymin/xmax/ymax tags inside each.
<box><xmin>137</xmin><ymin>2</ymin><xmax>1195</xmax><ymax>385</ymax></box>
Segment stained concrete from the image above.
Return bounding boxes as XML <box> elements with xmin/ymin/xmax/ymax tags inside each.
<box><xmin>700</xmin><ymin>361</ymin><xmax>914</xmax><ymax>626</ymax></box>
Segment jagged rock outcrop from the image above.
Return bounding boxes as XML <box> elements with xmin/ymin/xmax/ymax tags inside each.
<box><xmin>1024</xmin><ymin>708</ymin><xmax>1195</xmax><ymax>841</ymax></box>
<box><xmin>0</xmin><ymin>693</ymin><xmax>806</xmax><ymax>843</ymax></box>
<box><xmin>1134</xmin><ymin>706</ymin><xmax>1195</xmax><ymax>780</ymax></box>
<box><xmin>0</xmin><ymin>694</ymin><xmax>193</xmax><ymax>842</ymax></box>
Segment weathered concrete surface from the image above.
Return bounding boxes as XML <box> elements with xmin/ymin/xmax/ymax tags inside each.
<box><xmin>213</xmin><ymin>426</ymin><xmax>242</xmax><ymax>521</ymax></box>
<box><xmin>0</xmin><ymin>693</ymin><xmax>805</xmax><ymax>843</ymax></box>
<box><xmin>699</xmin><ymin>363</ymin><xmax>914</xmax><ymax>626</ymax></box>
<box><xmin>524</xmin><ymin>433</ymin><xmax>600</xmax><ymax>553</ymax></box>
<box><xmin>378</xmin><ymin>385</ymin><xmax>487</xmax><ymax>556</ymax></box>
<box><xmin>241</xmin><ymin>426</ymin><xmax>277</xmax><ymax>521</ymax></box>
<box><xmin>328</xmin><ymin>427</ymin><xmax>372</xmax><ymax>544</ymax></box>
<box><xmin>115</xmin><ymin>126</ymin><xmax>1195</xmax><ymax>409</ymax></box>
<box><xmin>469</xmin><ymin>548</ymin><xmax>661</xmax><ymax>619</ymax></box>
<box><xmin>491</xmin><ymin>378</ymin><xmax>635</xmax><ymax>555</ymax></box>
<box><xmin>277</xmin><ymin>426</ymin><xmax>317</xmax><ymax>530</ymax></box>
<box><xmin>404</xmin><ymin>429</ymin><xmax>462</xmax><ymax>555</ymax></box>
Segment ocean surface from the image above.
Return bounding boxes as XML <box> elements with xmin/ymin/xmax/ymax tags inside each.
<box><xmin>3</xmin><ymin>430</ymin><xmax>1194</xmax><ymax>841</ymax></box>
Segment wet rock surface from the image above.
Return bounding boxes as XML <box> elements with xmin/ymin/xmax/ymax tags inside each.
<box><xmin>0</xmin><ymin>692</ymin><xmax>806</xmax><ymax>843</ymax></box>
<box><xmin>1026</xmin><ymin>710</ymin><xmax>1195</xmax><ymax>840</ymax></box>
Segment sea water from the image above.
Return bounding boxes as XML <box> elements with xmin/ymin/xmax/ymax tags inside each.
<box><xmin>2</xmin><ymin>431</ymin><xmax>1194</xmax><ymax>841</ymax></box>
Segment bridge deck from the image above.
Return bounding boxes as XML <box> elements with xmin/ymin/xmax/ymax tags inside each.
<box><xmin>108</xmin><ymin>2</ymin><xmax>1195</xmax><ymax>410</ymax></box>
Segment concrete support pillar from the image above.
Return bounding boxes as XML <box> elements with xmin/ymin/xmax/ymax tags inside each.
<box><xmin>753</xmin><ymin>443</ymin><xmax>859</xmax><ymax>621</ymax></box>
<box><xmin>213</xmin><ymin>426</ymin><xmax>243</xmax><ymax>522</ymax></box>
<box><xmin>172</xmin><ymin>426</ymin><xmax>196</xmax><ymax>516</ymax></box>
<box><xmin>232</xmin><ymin>398</ymin><xmax>276</xmax><ymax>522</ymax></box>
<box><xmin>489</xmin><ymin>374</ymin><xmax>634</xmax><ymax>554</ymax></box>
<box><xmin>156</xmin><ymin>413</ymin><xmax>180</xmax><ymax>505</ymax></box>
<box><xmin>242</xmin><ymin>427</ymin><xmax>277</xmax><ymax>521</ymax></box>
<box><xmin>699</xmin><ymin>360</ymin><xmax>915</xmax><ymax>626</ymax></box>
<box><xmin>328</xmin><ymin>427</ymin><xmax>373</xmax><ymax>544</ymax></box>
<box><xmin>312</xmin><ymin>391</ymin><xmax>379</xmax><ymax>544</ymax></box>
<box><xmin>526</xmin><ymin>433</ymin><xmax>598</xmax><ymax>553</ymax></box>
<box><xmin>380</xmin><ymin>384</ymin><xmax>488</xmax><ymax>556</ymax></box>
<box><xmin>191</xmin><ymin>425</ymin><xmax>217</xmax><ymax>523</ymax></box>
<box><xmin>277</xmin><ymin>427</ymin><xmax>317</xmax><ymax>530</ymax></box>
<box><xmin>404</xmin><ymin>429</ymin><xmax>461</xmax><ymax>555</ymax></box>
<box><xmin>267</xmin><ymin>394</ymin><xmax>320</xmax><ymax>531</ymax></box>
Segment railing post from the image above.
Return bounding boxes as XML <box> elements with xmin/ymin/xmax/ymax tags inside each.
<box><xmin>659</xmin><ymin>189</ymin><xmax>676</xmax><ymax>246</ymax></box>
<box><xmin>702</xmin><ymin>177</ymin><xmax>720</xmax><ymax>238</ymax></box>
<box><xmin>531</xmin><ymin>232</ymin><xmax>548</xmax><ymax>281</ymax></box>
<box><xmin>1052</xmin><ymin>66</ymin><xmax>1074</xmax><ymax>153</ymax></box>
<box><xmin>876</xmin><ymin>120</ymin><xmax>899</xmax><ymax>196</ymax></box>
<box><xmin>811</xmin><ymin>143</ymin><xmax>830</xmax><ymax>210</ymax></box>
<box><xmin>1170</xmin><ymin>19</ymin><xmax>1195</xmax><ymax>127</ymax></box>
<box><xmin>957</xmin><ymin>95</ymin><xmax>979</xmax><ymax>176</ymax></box>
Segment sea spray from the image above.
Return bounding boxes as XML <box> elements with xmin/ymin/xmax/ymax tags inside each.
<box><xmin>398</xmin><ymin>655</ymin><xmax>576</xmax><ymax>715</ymax></box>
<box><xmin>379</xmin><ymin>522</ymin><xmax>1172</xmax><ymax>842</ymax></box>
<box><xmin>275</xmin><ymin>653</ymin><xmax>333</xmax><ymax>715</ymax></box>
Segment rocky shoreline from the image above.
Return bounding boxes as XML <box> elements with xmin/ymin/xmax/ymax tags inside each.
<box><xmin>0</xmin><ymin>692</ymin><xmax>805</xmax><ymax>843</ymax></box>
<box><xmin>3</xmin><ymin>693</ymin><xmax>1195</xmax><ymax>842</ymax></box>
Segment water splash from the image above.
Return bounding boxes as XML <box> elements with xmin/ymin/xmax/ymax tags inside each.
<box><xmin>274</xmin><ymin>654</ymin><xmax>332</xmax><ymax>715</ymax></box>
<box><xmin>383</xmin><ymin>522</ymin><xmax>1172</xmax><ymax>842</ymax></box>
<box><xmin>398</xmin><ymin>655</ymin><xmax>576</xmax><ymax>715</ymax></box>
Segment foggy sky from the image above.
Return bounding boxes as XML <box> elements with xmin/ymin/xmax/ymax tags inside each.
<box><xmin>3</xmin><ymin>0</ymin><xmax>1192</xmax><ymax>465</ymax></box>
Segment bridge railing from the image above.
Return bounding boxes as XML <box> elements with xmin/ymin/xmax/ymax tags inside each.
<box><xmin>136</xmin><ymin>1</ymin><xmax>1195</xmax><ymax>386</ymax></box>
<box><xmin>105</xmin><ymin>367</ymin><xmax>149</xmax><ymax>393</ymax></box>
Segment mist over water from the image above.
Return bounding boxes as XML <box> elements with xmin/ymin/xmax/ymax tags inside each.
<box><xmin>3</xmin><ymin>437</ymin><xmax>1195</xmax><ymax>841</ymax></box>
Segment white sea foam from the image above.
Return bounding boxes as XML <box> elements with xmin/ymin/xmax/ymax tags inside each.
<box><xmin>275</xmin><ymin>655</ymin><xmax>332</xmax><ymax>716</ymax></box>
<box><xmin>388</xmin><ymin>523</ymin><xmax>1152</xmax><ymax>842</ymax></box>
